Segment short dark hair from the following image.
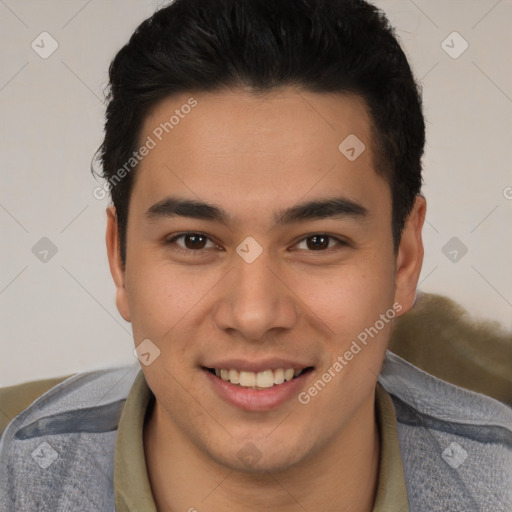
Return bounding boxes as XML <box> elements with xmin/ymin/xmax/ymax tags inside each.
<box><xmin>95</xmin><ymin>0</ymin><xmax>425</xmax><ymax>266</ymax></box>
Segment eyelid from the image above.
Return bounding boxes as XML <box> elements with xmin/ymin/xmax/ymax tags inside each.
<box><xmin>164</xmin><ymin>232</ymin><xmax>349</xmax><ymax>254</ymax></box>
<box><xmin>291</xmin><ymin>233</ymin><xmax>349</xmax><ymax>251</ymax></box>
<box><xmin>165</xmin><ymin>232</ymin><xmax>221</xmax><ymax>252</ymax></box>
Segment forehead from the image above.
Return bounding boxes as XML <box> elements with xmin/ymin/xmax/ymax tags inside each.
<box><xmin>132</xmin><ymin>87</ymin><xmax>388</xmax><ymax>216</ymax></box>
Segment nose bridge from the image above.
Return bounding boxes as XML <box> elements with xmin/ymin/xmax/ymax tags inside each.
<box><xmin>214</xmin><ymin>250</ymin><xmax>298</xmax><ymax>340</ymax></box>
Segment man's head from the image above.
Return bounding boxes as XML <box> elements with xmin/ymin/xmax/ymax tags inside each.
<box><xmin>98</xmin><ymin>0</ymin><xmax>425</xmax><ymax>266</ymax></box>
<box><xmin>102</xmin><ymin>0</ymin><xmax>426</xmax><ymax>476</ymax></box>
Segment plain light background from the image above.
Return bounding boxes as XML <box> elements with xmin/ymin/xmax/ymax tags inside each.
<box><xmin>1</xmin><ymin>0</ymin><xmax>511</xmax><ymax>386</ymax></box>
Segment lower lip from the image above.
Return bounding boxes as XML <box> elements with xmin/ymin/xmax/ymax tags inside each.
<box><xmin>203</xmin><ymin>369</ymin><xmax>312</xmax><ymax>411</ymax></box>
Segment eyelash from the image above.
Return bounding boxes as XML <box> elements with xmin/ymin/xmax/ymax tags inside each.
<box><xmin>165</xmin><ymin>232</ymin><xmax>219</xmax><ymax>255</ymax></box>
<box><xmin>165</xmin><ymin>232</ymin><xmax>348</xmax><ymax>255</ymax></box>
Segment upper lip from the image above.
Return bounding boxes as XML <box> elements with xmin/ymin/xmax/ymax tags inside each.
<box><xmin>202</xmin><ymin>358</ymin><xmax>314</xmax><ymax>373</ymax></box>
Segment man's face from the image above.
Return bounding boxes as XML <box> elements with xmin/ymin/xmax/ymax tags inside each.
<box><xmin>107</xmin><ymin>88</ymin><xmax>423</xmax><ymax>472</ymax></box>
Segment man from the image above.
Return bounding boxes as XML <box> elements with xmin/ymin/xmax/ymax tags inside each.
<box><xmin>1</xmin><ymin>0</ymin><xmax>511</xmax><ymax>511</ymax></box>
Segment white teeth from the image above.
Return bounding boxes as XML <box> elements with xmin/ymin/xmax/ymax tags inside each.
<box><xmin>274</xmin><ymin>368</ymin><xmax>285</xmax><ymax>385</ymax></box>
<box><xmin>228</xmin><ymin>369</ymin><xmax>240</xmax><ymax>384</ymax></box>
<box><xmin>212</xmin><ymin>367</ymin><xmax>305</xmax><ymax>388</ymax></box>
<box><xmin>239</xmin><ymin>371</ymin><xmax>256</xmax><ymax>387</ymax></box>
<box><xmin>256</xmin><ymin>370</ymin><xmax>275</xmax><ymax>388</ymax></box>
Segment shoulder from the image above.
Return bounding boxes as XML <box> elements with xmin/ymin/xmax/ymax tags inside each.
<box><xmin>379</xmin><ymin>351</ymin><xmax>512</xmax><ymax>511</ymax></box>
<box><xmin>0</xmin><ymin>365</ymin><xmax>141</xmax><ymax>511</ymax></box>
<box><xmin>0</xmin><ymin>365</ymin><xmax>140</xmax><ymax>440</ymax></box>
<box><xmin>0</xmin><ymin>375</ymin><xmax>73</xmax><ymax>437</ymax></box>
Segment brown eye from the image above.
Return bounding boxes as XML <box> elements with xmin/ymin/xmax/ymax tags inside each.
<box><xmin>168</xmin><ymin>233</ymin><xmax>217</xmax><ymax>251</ymax></box>
<box><xmin>183</xmin><ymin>234</ymin><xmax>208</xmax><ymax>249</ymax></box>
<box><xmin>294</xmin><ymin>234</ymin><xmax>346</xmax><ymax>252</ymax></box>
<box><xmin>306</xmin><ymin>235</ymin><xmax>330</xmax><ymax>250</ymax></box>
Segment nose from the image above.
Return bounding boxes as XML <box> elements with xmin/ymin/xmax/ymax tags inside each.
<box><xmin>213</xmin><ymin>251</ymin><xmax>299</xmax><ymax>341</ymax></box>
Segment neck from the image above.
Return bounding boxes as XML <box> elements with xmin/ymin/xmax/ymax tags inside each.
<box><xmin>144</xmin><ymin>393</ymin><xmax>380</xmax><ymax>512</ymax></box>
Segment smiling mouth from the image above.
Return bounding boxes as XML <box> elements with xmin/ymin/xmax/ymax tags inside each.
<box><xmin>204</xmin><ymin>366</ymin><xmax>314</xmax><ymax>390</ymax></box>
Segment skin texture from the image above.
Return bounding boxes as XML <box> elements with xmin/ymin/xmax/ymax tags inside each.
<box><xmin>106</xmin><ymin>87</ymin><xmax>426</xmax><ymax>511</ymax></box>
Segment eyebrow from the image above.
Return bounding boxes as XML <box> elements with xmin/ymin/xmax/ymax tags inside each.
<box><xmin>274</xmin><ymin>197</ymin><xmax>368</xmax><ymax>224</ymax></box>
<box><xmin>146</xmin><ymin>197</ymin><xmax>229</xmax><ymax>223</ymax></box>
<box><xmin>145</xmin><ymin>196</ymin><xmax>368</xmax><ymax>225</ymax></box>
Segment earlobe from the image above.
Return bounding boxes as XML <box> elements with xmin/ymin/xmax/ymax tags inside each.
<box><xmin>105</xmin><ymin>205</ymin><xmax>132</xmax><ymax>322</ymax></box>
<box><xmin>394</xmin><ymin>195</ymin><xmax>426</xmax><ymax>316</ymax></box>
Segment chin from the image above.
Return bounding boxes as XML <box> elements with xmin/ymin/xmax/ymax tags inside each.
<box><xmin>205</xmin><ymin>437</ymin><xmax>313</xmax><ymax>475</ymax></box>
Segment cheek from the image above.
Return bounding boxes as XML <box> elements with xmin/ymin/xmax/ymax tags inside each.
<box><xmin>125</xmin><ymin>255</ymin><xmax>221</xmax><ymax>345</ymax></box>
<box><xmin>287</xmin><ymin>258</ymin><xmax>396</xmax><ymax>340</ymax></box>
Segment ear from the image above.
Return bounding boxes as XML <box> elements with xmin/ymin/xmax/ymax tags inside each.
<box><xmin>393</xmin><ymin>195</ymin><xmax>426</xmax><ymax>316</ymax></box>
<box><xmin>106</xmin><ymin>205</ymin><xmax>131</xmax><ymax>322</ymax></box>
